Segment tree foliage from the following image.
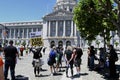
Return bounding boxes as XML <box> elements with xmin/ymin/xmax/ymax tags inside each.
<box><xmin>73</xmin><ymin>0</ymin><xmax>119</xmax><ymax>42</ymax></box>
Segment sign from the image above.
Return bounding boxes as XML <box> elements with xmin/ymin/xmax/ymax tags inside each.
<box><xmin>30</xmin><ymin>31</ymin><xmax>42</xmax><ymax>38</ymax></box>
<box><xmin>30</xmin><ymin>37</ymin><xmax>43</xmax><ymax>46</ymax></box>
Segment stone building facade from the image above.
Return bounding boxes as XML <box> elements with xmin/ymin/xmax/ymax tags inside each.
<box><xmin>43</xmin><ymin>0</ymin><xmax>82</xmax><ymax>49</ymax></box>
<box><xmin>0</xmin><ymin>21</ymin><xmax>43</xmax><ymax>46</ymax></box>
<box><xmin>0</xmin><ymin>0</ymin><xmax>119</xmax><ymax>49</ymax></box>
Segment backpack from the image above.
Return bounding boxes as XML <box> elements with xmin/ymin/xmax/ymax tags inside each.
<box><xmin>49</xmin><ymin>50</ymin><xmax>56</xmax><ymax>59</ymax></box>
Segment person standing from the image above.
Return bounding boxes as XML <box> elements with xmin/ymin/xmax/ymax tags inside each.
<box><xmin>64</xmin><ymin>46</ymin><xmax>74</xmax><ymax>78</ymax></box>
<box><xmin>87</xmin><ymin>47</ymin><xmax>90</xmax><ymax>68</ymax></box>
<box><xmin>31</xmin><ymin>47</ymin><xmax>43</xmax><ymax>77</ymax></box>
<box><xmin>47</xmin><ymin>46</ymin><xmax>56</xmax><ymax>76</ymax></box>
<box><xmin>89</xmin><ymin>46</ymin><xmax>95</xmax><ymax>71</ymax></box>
<box><xmin>3</xmin><ymin>40</ymin><xmax>18</xmax><ymax>80</ymax></box>
<box><xmin>20</xmin><ymin>45</ymin><xmax>24</xmax><ymax>56</ymax></box>
<box><xmin>74</xmin><ymin>47</ymin><xmax>83</xmax><ymax>76</ymax></box>
<box><xmin>108</xmin><ymin>44</ymin><xmax>118</xmax><ymax>78</ymax></box>
<box><xmin>0</xmin><ymin>56</ymin><xmax>4</xmax><ymax>80</ymax></box>
<box><xmin>99</xmin><ymin>48</ymin><xmax>106</xmax><ymax>69</ymax></box>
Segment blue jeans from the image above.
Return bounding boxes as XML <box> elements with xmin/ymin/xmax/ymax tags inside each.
<box><xmin>89</xmin><ymin>56</ymin><xmax>94</xmax><ymax>69</ymax></box>
<box><xmin>4</xmin><ymin>60</ymin><xmax>16</xmax><ymax>80</ymax></box>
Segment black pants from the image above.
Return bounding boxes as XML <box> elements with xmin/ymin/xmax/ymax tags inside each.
<box><xmin>34</xmin><ymin>67</ymin><xmax>40</xmax><ymax>75</ymax></box>
<box><xmin>66</xmin><ymin>61</ymin><xmax>73</xmax><ymax>77</ymax></box>
<box><xmin>109</xmin><ymin>61</ymin><xmax>116</xmax><ymax>77</ymax></box>
<box><xmin>4</xmin><ymin>60</ymin><xmax>16</xmax><ymax>80</ymax></box>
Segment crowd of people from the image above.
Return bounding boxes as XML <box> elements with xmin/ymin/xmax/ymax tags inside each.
<box><xmin>0</xmin><ymin>40</ymin><xmax>119</xmax><ymax>80</ymax></box>
<box><xmin>47</xmin><ymin>46</ymin><xmax>83</xmax><ymax>78</ymax></box>
<box><xmin>0</xmin><ymin>40</ymin><xmax>47</xmax><ymax>80</ymax></box>
<box><xmin>87</xmin><ymin>45</ymin><xmax>119</xmax><ymax>79</ymax></box>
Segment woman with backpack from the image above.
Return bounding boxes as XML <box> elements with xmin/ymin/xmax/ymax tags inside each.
<box><xmin>47</xmin><ymin>46</ymin><xmax>56</xmax><ymax>76</ymax></box>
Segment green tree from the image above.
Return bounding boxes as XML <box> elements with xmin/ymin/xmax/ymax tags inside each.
<box><xmin>114</xmin><ymin>41</ymin><xmax>119</xmax><ymax>47</ymax></box>
<box><xmin>96</xmin><ymin>40</ymin><xmax>100</xmax><ymax>48</ymax></box>
<box><xmin>73</xmin><ymin>0</ymin><xmax>117</xmax><ymax>48</ymax></box>
<box><xmin>74</xmin><ymin>0</ymin><xmax>120</xmax><ymax>37</ymax></box>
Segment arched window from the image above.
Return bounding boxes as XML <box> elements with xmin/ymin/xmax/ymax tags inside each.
<box><xmin>58</xmin><ymin>41</ymin><xmax>63</xmax><ymax>47</ymax></box>
<box><xmin>66</xmin><ymin>41</ymin><xmax>71</xmax><ymax>47</ymax></box>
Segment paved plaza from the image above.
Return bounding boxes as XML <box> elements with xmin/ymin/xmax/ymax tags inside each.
<box><xmin>5</xmin><ymin>49</ymin><xmax>120</xmax><ymax>80</ymax></box>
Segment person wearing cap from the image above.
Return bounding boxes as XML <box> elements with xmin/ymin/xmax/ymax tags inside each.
<box><xmin>3</xmin><ymin>40</ymin><xmax>18</xmax><ymax>80</ymax></box>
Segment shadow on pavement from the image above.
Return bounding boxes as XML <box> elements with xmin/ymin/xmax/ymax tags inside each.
<box><xmin>75</xmin><ymin>73</ymin><xmax>88</xmax><ymax>79</ymax></box>
<box><xmin>15</xmin><ymin>75</ymin><xmax>29</xmax><ymax>80</ymax></box>
<box><xmin>53</xmin><ymin>72</ymin><xmax>63</xmax><ymax>76</ymax></box>
<box><xmin>80</xmin><ymin>72</ymin><xmax>88</xmax><ymax>76</ymax></box>
<box><xmin>93</xmin><ymin>64</ymin><xmax>120</xmax><ymax>80</ymax></box>
<box><xmin>36</xmin><ymin>74</ymin><xmax>50</xmax><ymax>77</ymax></box>
<box><xmin>40</xmin><ymin>68</ymin><xmax>48</xmax><ymax>72</ymax></box>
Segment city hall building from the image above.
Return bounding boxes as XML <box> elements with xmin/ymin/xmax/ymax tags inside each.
<box><xmin>0</xmin><ymin>0</ymin><xmax>84</xmax><ymax>49</ymax></box>
<box><xmin>1</xmin><ymin>0</ymin><xmax>118</xmax><ymax>49</ymax></box>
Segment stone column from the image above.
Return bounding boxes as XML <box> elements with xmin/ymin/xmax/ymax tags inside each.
<box><xmin>48</xmin><ymin>21</ymin><xmax>50</xmax><ymax>37</ymax></box>
<box><xmin>63</xmin><ymin>20</ymin><xmax>65</xmax><ymax>36</ymax></box>
<box><xmin>47</xmin><ymin>21</ymin><xmax>49</xmax><ymax>36</ymax></box>
<box><xmin>56</xmin><ymin>21</ymin><xmax>58</xmax><ymax>36</ymax></box>
<box><xmin>14</xmin><ymin>29</ymin><xmax>15</xmax><ymax>39</ymax></box>
<box><xmin>71</xmin><ymin>21</ymin><xmax>73</xmax><ymax>37</ymax></box>
<box><xmin>22</xmin><ymin>28</ymin><xmax>24</xmax><ymax>38</ymax></box>
<box><xmin>74</xmin><ymin>24</ymin><xmax>77</xmax><ymax>36</ymax></box>
<box><xmin>10</xmin><ymin>29</ymin><xmax>11</xmax><ymax>38</ymax></box>
<box><xmin>18</xmin><ymin>29</ymin><xmax>20</xmax><ymax>37</ymax></box>
<box><xmin>27</xmin><ymin>28</ymin><xmax>29</xmax><ymax>38</ymax></box>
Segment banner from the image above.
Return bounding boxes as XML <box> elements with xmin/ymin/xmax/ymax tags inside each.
<box><xmin>30</xmin><ymin>37</ymin><xmax>43</xmax><ymax>46</ymax></box>
<box><xmin>30</xmin><ymin>31</ymin><xmax>42</xmax><ymax>38</ymax></box>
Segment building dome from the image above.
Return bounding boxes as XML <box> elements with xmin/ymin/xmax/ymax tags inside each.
<box><xmin>55</xmin><ymin>0</ymin><xmax>77</xmax><ymax>12</ymax></box>
<box><xmin>56</xmin><ymin>0</ymin><xmax>63</xmax><ymax>2</ymax></box>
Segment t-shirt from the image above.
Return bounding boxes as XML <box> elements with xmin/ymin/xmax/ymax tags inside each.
<box><xmin>64</xmin><ymin>50</ymin><xmax>73</xmax><ymax>60</ymax></box>
<box><xmin>4</xmin><ymin>45</ymin><xmax>18</xmax><ymax>60</ymax></box>
<box><xmin>0</xmin><ymin>57</ymin><xmax>3</xmax><ymax>67</ymax></box>
<box><xmin>76</xmin><ymin>48</ymin><xmax>83</xmax><ymax>59</ymax></box>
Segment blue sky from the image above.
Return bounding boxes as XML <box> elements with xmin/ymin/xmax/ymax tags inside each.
<box><xmin>0</xmin><ymin>0</ymin><xmax>56</xmax><ymax>22</ymax></box>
